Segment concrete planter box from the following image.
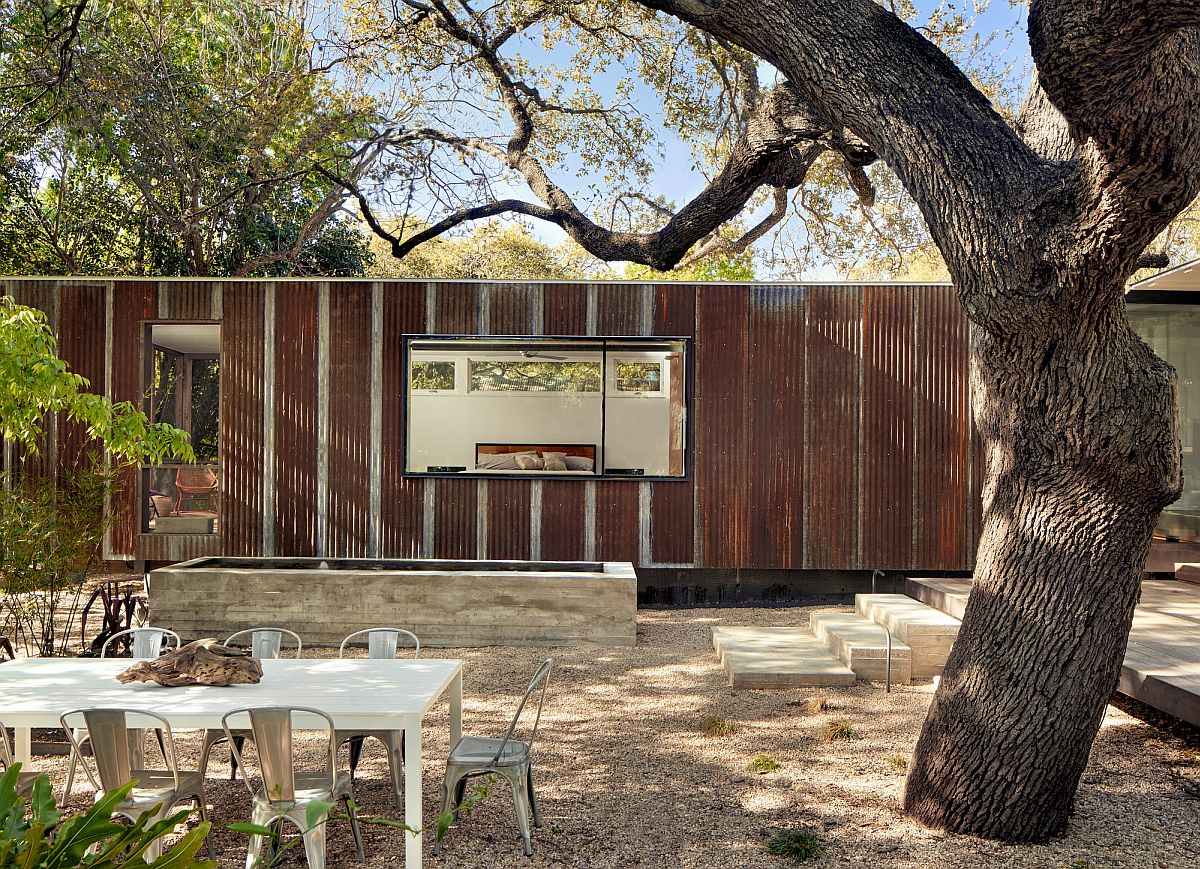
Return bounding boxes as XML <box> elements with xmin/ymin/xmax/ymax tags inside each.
<box><xmin>148</xmin><ymin>557</ymin><xmax>637</xmax><ymax>647</ymax></box>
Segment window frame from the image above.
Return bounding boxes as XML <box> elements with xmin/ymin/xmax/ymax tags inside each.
<box><xmin>402</xmin><ymin>334</ymin><xmax>693</xmax><ymax>481</ymax></box>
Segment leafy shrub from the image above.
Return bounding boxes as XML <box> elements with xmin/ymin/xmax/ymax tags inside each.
<box><xmin>0</xmin><ymin>763</ymin><xmax>214</xmax><ymax>867</ymax></box>
<box><xmin>699</xmin><ymin>716</ymin><xmax>738</xmax><ymax>737</ymax></box>
<box><xmin>748</xmin><ymin>753</ymin><xmax>779</xmax><ymax>774</ymax></box>
<box><xmin>817</xmin><ymin>719</ymin><xmax>858</xmax><ymax>742</ymax></box>
<box><xmin>767</xmin><ymin>828</ymin><xmax>825</xmax><ymax>862</ymax></box>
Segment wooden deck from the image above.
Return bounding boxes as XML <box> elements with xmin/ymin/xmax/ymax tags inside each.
<box><xmin>907</xmin><ymin>577</ymin><xmax>1200</xmax><ymax>727</ymax></box>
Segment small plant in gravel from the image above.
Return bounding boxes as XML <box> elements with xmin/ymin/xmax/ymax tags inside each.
<box><xmin>747</xmin><ymin>753</ymin><xmax>779</xmax><ymax>774</ymax></box>
<box><xmin>803</xmin><ymin>695</ymin><xmax>829</xmax><ymax>715</ymax></box>
<box><xmin>767</xmin><ymin>828</ymin><xmax>825</xmax><ymax>863</ymax></box>
<box><xmin>818</xmin><ymin>718</ymin><xmax>858</xmax><ymax>742</ymax></box>
<box><xmin>886</xmin><ymin>753</ymin><xmax>908</xmax><ymax>772</ymax></box>
<box><xmin>699</xmin><ymin>715</ymin><xmax>738</xmax><ymax>737</ymax></box>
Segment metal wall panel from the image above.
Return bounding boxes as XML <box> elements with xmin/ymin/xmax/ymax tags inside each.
<box><xmin>860</xmin><ymin>285</ymin><xmax>915</xmax><ymax>569</ymax></box>
<box><xmin>696</xmin><ymin>285</ymin><xmax>750</xmax><ymax>567</ymax></box>
<box><xmin>650</xmin><ymin>283</ymin><xmax>697</xmax><ymax>565</ymax></box>
<box><xmin>220</xmin><ymin>283</ymin><xmax>265</xmax><ymax>557</ymax></box>
<box><xmin>538</xmin><ymin>284</ymin><xmax>589</xmax><ymax>560</ymax></box>
<box><xmin>158</xmin><ymin>283</ymin><xmax>216</xmax><ymax>320</ymax></box>
<box><xmin>273</xmin><ymin>283</ymin><xmax>319</xmax><ymax>556</ymax></box>
<box><xmin>56</xmin><ymin>283</ymin><xmax>107</xmax><ymax>473</ymax></box>
<box><xmin>748</xmin><ymin>285</ymin><xmax>806</xmax><ymax>569</ymax></box>
<box><xmin>804</xmin><ymin>284</ymin><xmax>861</xmax><ymax>569</ymax></box>
<box><xmin>109</xmin><ymin>281</ymin><xmax>159</xmax><ymax>558</ymax></box>
<box><xmin>914</xmin><ymin>285</ymin><xmax>973</xmax><ymax>568</ymax></box>
<box><xmin>380</xmin><ymin>283</ymin><xmax>426</xmax><ymax>557</ymax></box>
<box><xmin>485</xmin><ymin>284</ymin><xmax>536</xmax><ymax>559</ymax></box>
<box><xmin>327</xmin><ymin>282</ymin><xmax>373</xmax><ymax>557</ymax></box>
<box><xmin>432</xmin><ymin>283</ymin><xmax>479</xmax><ymax>558</ymax></box>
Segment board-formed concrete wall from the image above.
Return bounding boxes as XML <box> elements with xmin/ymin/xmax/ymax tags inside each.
<box><xmin>147</xmin><ymin>559</ymin><xmax>637</xmax><ymax>647</ymax></box>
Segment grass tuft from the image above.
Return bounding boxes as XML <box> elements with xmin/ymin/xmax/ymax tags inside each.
<box><xmin>817</xmin><ymin>718</ymin><xmax>858</xmax><ymax>742</ymax></box>
<box><xmin>699</xmin><ymin>715</ymin><xmax>738</xmax><ymax>737</ymax></box>
<box><xmin>747</xmin><ymin>753</ymin><xmax>779</xmax><ymax>774</ymax></box>
<box><xmin>886</xmin><ymin>753</ymin><xmax>908</xmax><ymax>772</ymax></box>
<box><xmin>767</xmin><ymin>828</ymin><xmax>825</xmax><ymax>863</ymax></box>
<box><xmin>803</xmin><ymin>695</ymin><xmax>829</xmax><ymax>715</ymax></box>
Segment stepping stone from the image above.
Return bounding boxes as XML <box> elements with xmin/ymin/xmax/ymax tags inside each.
<box><xmin>855</xmin><ymin>594</ymin><xmax>960</xmax><ymax>679</ymax></box>
<box><xmin>809</xmin><ymin>612</ymin><xmax>912</xmax><ymax>683</ymax></box>
<box><xmin>710</xmin><ymin>626</ymin><xmax>856</xmax><ymax>689</ymax></box>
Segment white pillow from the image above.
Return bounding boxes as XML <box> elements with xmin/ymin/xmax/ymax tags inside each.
<box><xmin>565</xmin><ymin>455</ymin><xmax>594</xmax><ymax>471</ymax></box>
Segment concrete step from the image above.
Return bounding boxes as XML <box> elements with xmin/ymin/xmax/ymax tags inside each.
<box><xmin>809</xmin><ymin>612</ymin><xmax>912</xmax><ymax>683</ymax></box>
<box><xmin>854</xmin><ymin>594</ymin><xmax>961</xmax><ymax>678</ymax></box>
<box><xmin>905</xmin><ymin>576</ymin><xmax>972</xmax><ymax>620</ymax></box>
<box><xmin>710</xmin><ymin>626</ymin><xmax>856</xmax><ymax>689</ymax></box>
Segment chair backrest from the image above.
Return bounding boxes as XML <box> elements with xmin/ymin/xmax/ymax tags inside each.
<box><xmin>224</xmin><ymin>627</ymin><xmax>303</xmax><ymax>659</ymax></box>
<box><xmin>491</xmin><ymin>659</ymin><xmax>554</xmax><ymax>765</ymax></box>
<box><xmin>61</xmin><ymin>708</ymin><xmax>179</xmax><ymax>794</ymax></box>
<box><xmin>338</xmin><ymin>628</ymin><xmax>421</xmax><ymax>660</ymax></box>
<box><xmin>0</xmin><ymin>724</ymin><xmax>13</xmax><ymax>769</ymax></box>
<box><xmin>176</xmin><ymin>466</ymin><xmax>217</xmax><ymax>488</ymax></box>
<box><xmin>101</xmin><ymin>627</ymin><xmax>181</xmax><ymax>659</ymax></box>
<box><xmin>222</xmin><ymin>707</ymin><xmax>336</xmax><ymax>804</ymax></box>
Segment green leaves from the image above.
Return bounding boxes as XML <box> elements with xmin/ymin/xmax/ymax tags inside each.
<box><xmin>0</xmin><ymin>296</ymin><xmax>193</xmax><ymax>465</ymax></box>
<box><xmin>0</xmin><ymin>766</ymin><xmax>215</xmax><ymax>869</ymax></box>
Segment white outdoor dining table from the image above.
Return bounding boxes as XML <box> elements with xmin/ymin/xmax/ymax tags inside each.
<box><xmin>0</xmin><ymin>656</ymin><xmax>463</xmax><ymax>869</ymax></box>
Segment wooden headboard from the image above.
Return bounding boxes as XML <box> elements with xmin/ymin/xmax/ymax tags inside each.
<box><xmin>476</xmin><ymin>443</ymin><xmax>596</xmax><ymax>459</ymax></box>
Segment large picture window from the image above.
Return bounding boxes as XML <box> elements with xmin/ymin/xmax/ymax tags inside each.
<box><xmin>405</xmin><ymin>336</ymin><xmax>689</xmax><ymax>478</ymax></box>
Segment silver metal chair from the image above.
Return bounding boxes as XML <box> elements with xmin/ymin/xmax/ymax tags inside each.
<box><xmin>222</xmin><ymin>706</ymin><xmax>365</xmax><ymax>869</ymax></box>
<box><xmin>100</xmin><ymin>626</ymin><xmax>181</xmax><ymax>659</ymax></box>
<box><xmin>61</xmin><ymin>708</ymin><xmax>213</xmax><ymax>861</ymax></box>
<box><xmin>435</xmin><ymin>659</ymin><xmax>553</xmax><ymax>858</ymax></box>
<box><xmin>200</xmin><ymin>627</ymin><xmax>304</xmax><ymax>780</ymax></box>
<box><xmin>63</xmin><ymin>627</ymin><xmax>180</xmax><ymax>802</ymax></box>
<box><xmin>334</xmin><ymin>628</ymin><xmax>421</xmax><ymax>808</ymax></box>
<box><xmin>1</xmin><ymin>723</ymin><xmax>40</xmax><ymax>797</ymax></box>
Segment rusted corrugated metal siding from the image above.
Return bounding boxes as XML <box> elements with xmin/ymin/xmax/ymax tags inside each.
<box><xmin>109</xmin><ymin>280</ymin><xmax>158</xmax><ymax>558</ymax></box>
<box><xmin>432</xmin><ymin>283</ymin><xmax>479</xmax><ymax>559</ymax></box>
<box><xmin>748</xmin><ymin>285</ymin><xmax>806</xmax><ymax>569</ymax></box>
<box><xmin>594</xmin><ymin>283</ymin><xmax>645</xmax><ymax>562</ymax></box>
<box><xmin>380</xmin><ymin>283</ymin><xmax>425</xmax><ymax>558</ymax></box>
<box><xmin>804</xmin><ymin>285</ymin><xmax>861</xmax><ymax>569</ymax></box>
<box><xmin>860</xmin><ymin>285</ymin><xmax>915</xmax><ymax>569</ymax></box>
<box><xmin>273</xmin><ymin>283</ymin><xmax>319</xmax><ymax>556</ymax></box>
<box><xmin>538</xmin><ymin>284</ymin><xmax>589</xmax><ymax>561</ymax></box>
<box><xmin>485</xmin><ymin>284</ymin><xmax>536</xmax><ymax>559</ymax></box>
<box><xmin>56</xmin><ymin>283</ymin><xmax>107</xmax><ymax>473</ymax></box>
<box><xmin>221</xmin><ymin>283</ymin><xmax>265</xmax><ymax>557</ymax></box>
<box><xmin>696</xmin><ymin>286</ymin><xmax>750</xmax><ymax>567</ymax></box>
<box><xmin>327</xmin><ymin>282</ymin><xmax>373</xmax><ymax>557</ymax></box>
<box><xmin>913</xmin><ymin>285</ymin><xmax>973</xmax><ymax>568</ymax></box>
<box><xmin>650</xmin><ymin>283</ymin><xmax>696</xmax><ymax>565</ymax></box>
<box><xmin>158</xmin><ymin>283</ymin><xmax>216</xmax><ymax>319</ymax></box>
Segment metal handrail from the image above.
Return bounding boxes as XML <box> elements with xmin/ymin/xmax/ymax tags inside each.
<box><xmin>870</xmin><ymin>569</ymin><xmax>892</xmax><ymax>693</ymax></box>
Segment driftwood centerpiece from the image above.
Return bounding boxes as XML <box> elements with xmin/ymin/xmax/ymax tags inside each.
<box><xmin>116</xmin><ymin>638</ymin><xmax>263</xmax><ymax>687</ymax></box>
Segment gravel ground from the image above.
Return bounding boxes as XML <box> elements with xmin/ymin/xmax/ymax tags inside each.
<box><xmin>29</xmin><ymin>604</ymin><xmax>1200</xmax><ymax>867</ymax></box>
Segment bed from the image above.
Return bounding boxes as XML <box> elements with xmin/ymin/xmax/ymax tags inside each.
<box><xmin>475</xmin><ymin>443</ymin><xmax>597</xmax><ymax>473</ymax></box>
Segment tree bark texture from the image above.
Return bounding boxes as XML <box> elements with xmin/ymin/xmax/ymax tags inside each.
<box><xmin>633</xmin><ymin>0</ymin><xmax>1200</xmax><ymax>841</ymax></box>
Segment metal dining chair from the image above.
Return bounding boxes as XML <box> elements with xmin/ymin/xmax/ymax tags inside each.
<box><xmin>435</xmin><ymin>659</ymin><xmax>554</xmax><ymax>857</ymax></box>
<box><xmin>222</xmin><ymin>706</ymin><xmax>365</xmax><ymax>869</ymax></box>
<box><xmin>63</xmin><ymin>627</ymin><xmax>181</xmax><ymax>802</ymax></box>
<box><xmin>200</xmin><ymin>627</ymin><xmax>304</xmax><ymax>780</ymax></box>
<box><xmin>0</xmin><ymin>722</ymin><xmax>40</xmax><ymax>798</ymax></box>
<box><xmin>61</xmin><ymin>708</ymin><xmax>214</xmax><ymax>861</ymax></box>
<box><xmin>335</xmin><ymin>628</ymin><xmax>421</xmax><ymax>808</ymax></box>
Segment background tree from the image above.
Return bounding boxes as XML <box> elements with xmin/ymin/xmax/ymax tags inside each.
<box><xmin>0</xmin><ymin>0</ymin><xmax>378</xmax><ymax>277</ymax></box>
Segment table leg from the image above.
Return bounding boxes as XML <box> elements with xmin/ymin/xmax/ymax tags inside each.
<box><xmin>450</xmin><ymin>670</ymin><xmax>462</xmax><ymax>750</ymax></box>
<box><xmin>14</xmin><ymin>727</ymin><xmax>30</xmax><ymax>765</ymax></box>
<box><xmin>405</xmin><ymin>721</ymin><xmax>423</xmax><ymax>869</ymax></box>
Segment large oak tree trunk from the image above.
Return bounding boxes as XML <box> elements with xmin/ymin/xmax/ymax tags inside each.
<box><xmin>903</xmin><ymin>289</ymin><xmax>1181</xmax><ymax>840</ymax></box>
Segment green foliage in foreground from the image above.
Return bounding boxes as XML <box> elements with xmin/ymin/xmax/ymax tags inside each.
<box><xmin>767</xmin><ymin>828</ymin><xmax>825</xmax><ymax>863</ymax></box>
<box><xmin>1</xmin><ymin>297</ymin><xmax>192</xmax><ymax>463</ymax></box>
<box><xmin>0</xmin><ymin>764</ymin><xmax>214</xmax><ymax>868</ymax></box>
